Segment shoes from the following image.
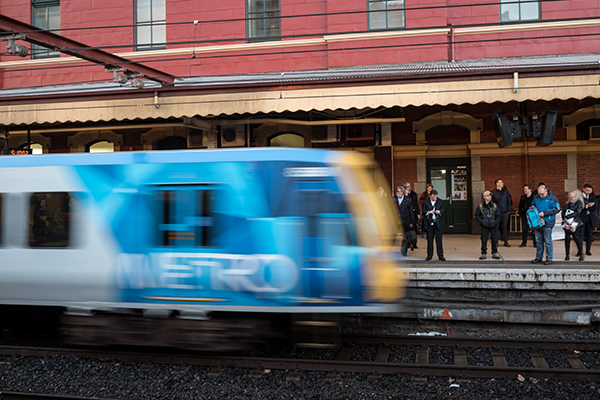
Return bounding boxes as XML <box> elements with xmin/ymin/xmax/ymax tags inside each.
<box><xmin>586</xmin><ymin>251</ymin><xmax>592</xmax><ymax>256</ymax></box>
<box><xmin>565</xmin><ymin>256</ymin><xmax>570</xmax><ymax>261</ymax></box>
<box><xmin>401</xmin><ymin>251</ymin><xmax>408</xmax><ymax>257</ymax></box>
<box><xmin>492</xmin><ymin>253</ymin><xmax>501</xmax><ymax>259</ymax></box>
<box><xmin>531</xmin><ymin>258</ymin><xmax>542</xmax><ymax>263</ymax></box>
<box><xmin>543</xmin><ymin>260</ymin><xmax>553</xmax><ymax>265</ymax></box>
<box><xmin>414</xmin><ymin>246</ymin><xmax>418</xmax><ymax>250</ymax></box>
<box><xmin>438</xmin><ymin>257</ymin><xmax>446</xmax><ymax>261</ymax></box>
<box><xmin>425</xmin><ymin>256</ymin><xmax>432</xmax><ymax>261</ymax></box>
<box><xmin>504</xmin><ymin>242</ymin><xmax>511</xmax><ymax>247</ymax></box>
<box><xmin>579</xmin><ymin>256</ymin><xmax>585</xmax><ymax>261</ymax></box>
<box><xmin>410</xmin><ymin>247</ymin><xmax>414</xmax><ymax>251</ymax></box>
<box><xmin>519</xmin><ymin>243</ymin><xmax>526</xmax><ymax>248</ymax></box>
<box><xmin>576</xmin><ymin>252</ymin><xmax>582</xmax><ymax>257</ymax></box>
<box><xmin>479</xmin><ymin>254</ymin><xmax>487</xmax><ymax>260</ymax></box>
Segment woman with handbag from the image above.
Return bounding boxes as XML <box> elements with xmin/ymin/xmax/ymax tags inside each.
<box><xmin>563</xmin><ymin>189</ymin><xmax>584</xmax><ymax>261</ymax></box>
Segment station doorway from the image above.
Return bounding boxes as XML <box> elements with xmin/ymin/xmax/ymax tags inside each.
<box><xmin>427</xmin><ymin>158</ymin><xmax>471</xmax><ymax>234</ymax></box>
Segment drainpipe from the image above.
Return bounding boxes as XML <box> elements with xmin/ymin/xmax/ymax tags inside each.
<box><xmin>448</xmin><ymin>24</ymin><xmax>455</xmax><ymax>62</ymax></box>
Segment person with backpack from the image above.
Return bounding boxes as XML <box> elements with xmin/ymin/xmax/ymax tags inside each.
<box><xmin>475</xmin><ymin>190</ymin><xmax>501</xmax><ymax>260</ymax></box>
<box><xmin>491</xmin><ymin>179</ymin><xmax>512</xmax><ymax>247</ymax></box>
<box><xmin>518</xmin><ymin>184</ymin><xmax>536</xmax><ymax>247</ymax></box>
<box><xmin>531</xmin><ymin>185</ymin><xmax>561</xmax><ymax>265</ymax></box>
<box><xmin>562</xmin><ymin>189</ymin><xmax>584</xmax><ymax>261</ymax></box>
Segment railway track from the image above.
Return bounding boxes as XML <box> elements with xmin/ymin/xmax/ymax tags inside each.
<box><xmin>0</xmin><ymin>392</ymin><xmax>131</xmax><ymax>400</ymax></box>
<box><xmin>0</xmin><ymin>333</ymin><xmax>598</xmax><ymax>384</ymax></box>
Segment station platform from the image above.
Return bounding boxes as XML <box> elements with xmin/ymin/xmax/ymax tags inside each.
<box><xmin>400</xmin><ymin>233</ymin><xmax>600</xmax><ymax>263</ymax></box>
<box><xmin>398</xmin><ymin>234</ymin><xmax>600</xmax><ymax>326</ymax></box>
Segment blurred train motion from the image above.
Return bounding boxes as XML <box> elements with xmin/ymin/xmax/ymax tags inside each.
<box><xmin>0</xmin><ymin>148</ymin><xmax>405</xmax><ymax>350</ymax></box>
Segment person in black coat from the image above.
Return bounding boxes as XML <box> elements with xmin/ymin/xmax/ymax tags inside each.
<box><xmin>491</xmin><ymin>178</ymin><xmax>512</xmax><ymax>247</ymax></box>
<box><xmin>394</xmin><ymin>186</ymin><xmax>416</xmax><ymax>256</ymax></box>
<box><xmin>422</xmin><ymin>189</ymin><xmax>445</xmax><ymax>261</ymax></box>
<box><xmin>562</xmin><ymin>189</ymin><xmax>584</xmax><ymax>261</ymax></box>
<box><xmin>518</xmin><ymin>184</ymin><xmax>536</xmax><ymax>247</ymax></box>
<box><xmin>475</xmin><ymin>190</ymin><xmax>501</xmax><ymax>260</ymax></box>
<box><xmin>403</xmin><ymin>182</ymin><xmax>420</xmax><ymax>250</ymax></box>
<box><xmin>580</xmin><ymin>183</ymin><xmax>597</xmax><ymax>256</ymax></box>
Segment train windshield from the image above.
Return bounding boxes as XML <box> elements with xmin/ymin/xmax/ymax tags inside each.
<box><xmin>336</xmin><ymin>154</ymin><xmax>401</xmax><ymax>249</ymax></box>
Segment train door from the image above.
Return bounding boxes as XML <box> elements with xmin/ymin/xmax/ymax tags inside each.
<box><xmin>286</xmin><ymin>181</ymin><xmax>354</xmax><ymax>301</ymax></box>
<box><xmin>427</xmin><ymin>158</ymin><xmax>471</xmax><ymax>234</ymax></box>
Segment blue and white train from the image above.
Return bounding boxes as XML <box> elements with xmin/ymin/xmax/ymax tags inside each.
<box><xmin>0</xmin><ymin>148</ymin><xmax>404</xmax><ymax>350</ymax></box>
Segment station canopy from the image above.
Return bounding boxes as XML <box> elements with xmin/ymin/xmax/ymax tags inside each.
<box><xmin>1</xmin><ymin>53</ymin><xmax>600</xmax><ymax>128</ymax></box>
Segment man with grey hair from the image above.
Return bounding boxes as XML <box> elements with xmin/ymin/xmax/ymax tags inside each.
<box><xmin>475</xmin><ymin>190</ymin><xmax>501</xmax><ymax>259</ymax></box>
<box><xmin>531</xmin><ymin>184</ymin><xmax>561</xmax><ymax>265</ymax></box>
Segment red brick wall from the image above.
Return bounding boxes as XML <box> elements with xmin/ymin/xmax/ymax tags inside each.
<box><xmin>578</xmin><ymin>154</ymin><xmax>600</xmax><ymax>194</ymax></box>
<box><xmin>393</xmin><ymin>158</ymin><xmax>417</xmax><ymax>192</ymax></box>
<box><xmin>527</xmin><ymin>154</ymin><xmax>568</xmax><ymax>204</ymax></box>
<box><xmin>481</xmin><ymin>154</ymin><xmax>569</xmax><ymax>208</ymax></box>
<box><xmin>426</xmin><ymin>125</ymin><xmax>470</xmax><ymax>145</ymax></box>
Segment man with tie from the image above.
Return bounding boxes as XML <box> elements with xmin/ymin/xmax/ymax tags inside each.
<box><xmin>580</xmin><ymin>183</ymin><xmax>597</xmax><ymax>256</ymax></box>
<box><xmin>422</xmin><ymin>189</ymin><xmax>445</xmax><ymax>261</ymax></box>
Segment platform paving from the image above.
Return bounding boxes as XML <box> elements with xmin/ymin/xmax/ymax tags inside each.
<box><xmin>401</xmin><ymin>233</ymin><xmax>600</xmax><ymax>264</ymax></box>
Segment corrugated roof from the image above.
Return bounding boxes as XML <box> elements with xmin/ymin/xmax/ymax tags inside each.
<box><xmin>1</xmin><ymin>52</ymin><xmax>598</xmax><ymax>99</ymax></box>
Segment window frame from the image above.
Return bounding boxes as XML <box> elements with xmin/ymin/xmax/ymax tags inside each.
<box><xmin>28</xmin><ymin>192</ymin><xmax>73</xmax><ymax>249</ymax></box>
<box><xmin>500</xmin><ymin>0</ymin><xmax>541</xmax><ymax>23</ymax></box>
<box><xmin>31</xmin><ymin>0</ymin><xmax>60</xmax><ymax>59</ymax></box>
<box><xmin>246</xmin><ymin>0</ymin><xmax>282</xmax><ymax>42</ymax></box>
<box><xmin>135</xmin><ymin>0</ymin><xmax>167</xmax><ymax>51</ymax></box>
<box><xmin>367</xmin><ymin>0</ymin><xmax>406</xmax><ymax>31</ymax></box>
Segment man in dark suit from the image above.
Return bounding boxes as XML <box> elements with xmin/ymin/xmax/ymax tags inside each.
<box><xmin>422</xmin><ymin>189</ymin><xmax>445</xmax><ymax>261</ymax></box>
<box><xmin>580</xmin><ymin>183</ymin><xmax>597</xmax><ymax>256</ymax></box>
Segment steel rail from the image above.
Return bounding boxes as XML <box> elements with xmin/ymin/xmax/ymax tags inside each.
<box><xmin>0</xmin><ymin>336</ymin><xmax>598</xmax><ymax>382</ymax></box>
<box><xmin>0</xmin><ymin>346</ymin><xmax>597</xmax><ymax>382</ymax></box>
<box><xmin>0</xmin><ymin>391</ymin><xmax>134</xmax><ymax>400</ymax></box>
<box><xmin>296</xmin><ymin>332</ymin><xmax>600</xmax><ymax>351</ymax></box>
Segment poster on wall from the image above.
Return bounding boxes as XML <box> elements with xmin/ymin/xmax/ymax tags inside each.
<box><xmin>452</xmin><ymin>169</ymin><xmax>467</xmax><ymax>201</ymax></box>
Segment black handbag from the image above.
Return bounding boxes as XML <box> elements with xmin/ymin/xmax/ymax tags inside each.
<box><xmin>405</xmin><ymin>229</ymin><xmax>417</xmax><ymax>243</ymax></box>
<box><xmin>416</xmin><ymin>218</ymin><xmax>423</xmax><ymax>235</ymax></box>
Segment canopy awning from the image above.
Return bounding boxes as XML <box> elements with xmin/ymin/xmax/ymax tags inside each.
<box><xmin>1</xmin><ymin>73</ymin><xmax>599</xmax><ymax>127</ymax></box>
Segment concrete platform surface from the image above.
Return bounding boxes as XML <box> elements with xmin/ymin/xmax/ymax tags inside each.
<box><xmin>400</xmin><ymin>234</ymin><xmax>600</xmax><ymax>264</ymax></box>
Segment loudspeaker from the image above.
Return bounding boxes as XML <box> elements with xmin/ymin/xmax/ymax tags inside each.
<box><xmin>537</xmin><ymin>109</ymin><xmax>558</xmax><ymax>146</ymax></box>
<box><xmin>492</xmin><ymin>112</ymin><xmax>521</xmax><ymax>147</ymax></box>
<box><xmin>526</xmin><ymin>114</ymin><xmax>543</xmax><ymax>138</ymax></box>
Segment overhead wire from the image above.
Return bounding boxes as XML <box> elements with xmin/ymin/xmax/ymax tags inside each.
<box><xmin>1</xmin><ymin>0</ymin><xmax>569</xmax><ymax>35</ymax></box>
<box><xmin>4</xmin><ymin>12</ymin><xmax>600</xmax><ymax>55</ymax></box>
<box><xmin>2</xmin><ymin>29</ymin><xmax>600</xmax><ymax>84</ymax></box>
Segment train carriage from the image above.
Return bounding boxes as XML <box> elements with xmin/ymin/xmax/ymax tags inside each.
<box><xmin>0</xmin><ymin>148</ymin><xmax>405</xmax><ymax>350</ymax></box>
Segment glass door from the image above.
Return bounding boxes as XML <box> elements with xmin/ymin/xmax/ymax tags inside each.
<box><xmin>427</xmin><ymin>159</ymin><xmax>471</xmax><ymax>234</ymax></box>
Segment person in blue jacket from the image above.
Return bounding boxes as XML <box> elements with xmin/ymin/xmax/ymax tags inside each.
<box><xmin>531</xmin><ymin>184</ymin><xmax>561</xmax><ymax>265</ymax></box>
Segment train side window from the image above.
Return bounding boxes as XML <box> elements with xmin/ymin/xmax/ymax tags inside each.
<box><xmin>287</xmin><ymin>189</ymin><xmax>352</xmax><ymax>244</ymax></box>
<box><xmin>29</xmin><ymin>192</ymin><xmax>73</xmax><ymax>248</ymax></box>
<box><xmin>154</xmin><ymin>187</ymin><xmax>219</xmax><ymax>248</ymax></box>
